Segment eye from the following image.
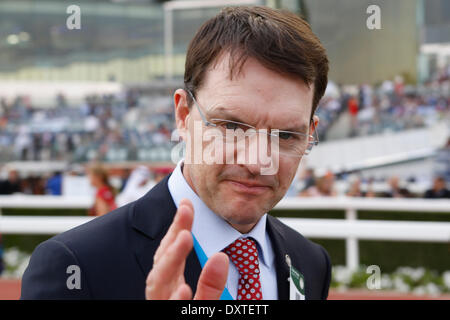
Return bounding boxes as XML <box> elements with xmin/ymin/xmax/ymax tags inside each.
<box><xmin>278</xmin><ymin>131</ymin><xmax>294</xmax><ymax>140</ymax></box>
<box><xmin>224</xmin><ymin>122</ymin><xmax>240</xmax><ymax>130</ymax></box>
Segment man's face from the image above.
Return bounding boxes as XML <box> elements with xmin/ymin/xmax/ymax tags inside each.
<box><xmin>174</xmin><ymin>54</ymin><xmax>316</xmax><ymax>233</ymax></box>
<box><xmin>434</xmin><ymin>178</ymin><xmax>445</xmax><ymax>191</ymax></box>
<box><xmin>8</xmin><ymin>170</ymin><xmax>18</xmax><ymax>182</ymax></box>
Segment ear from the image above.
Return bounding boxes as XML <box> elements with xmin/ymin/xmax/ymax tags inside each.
<box><xmin>173</xmin><ymin>89</ymin><xmax>191</xmax><ymax>141</ymax></box>
<box><xmin>310</xmin><ymin>114</ymin><xmax>319</xmax><ymax>135</ymax></box>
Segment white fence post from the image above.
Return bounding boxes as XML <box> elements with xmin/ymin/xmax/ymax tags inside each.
<box><xmin>345</xmin><ymin>207</ymin><xmax>359</xmax><ymax>270</ymax></box>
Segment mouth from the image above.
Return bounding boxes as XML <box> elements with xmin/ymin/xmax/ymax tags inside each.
<box><xmin>223</xmin><ymin>179</ymin><xmax>272</xmax><ymax>196</ymax></box>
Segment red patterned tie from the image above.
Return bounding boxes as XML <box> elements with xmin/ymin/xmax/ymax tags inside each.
<box><xmin>224</xmin><ymin>237</ymin><xmax>263</xmax><ymax>300</ymax></box>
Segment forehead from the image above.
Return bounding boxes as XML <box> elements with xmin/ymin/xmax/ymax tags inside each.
<box><xmin>197</xmin><ymin>53</ymin><xmax>314</xmax><ymax>129</ymax></box>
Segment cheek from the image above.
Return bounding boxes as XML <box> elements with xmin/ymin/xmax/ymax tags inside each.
<box><xmin>277</xmin><ymin>158</ymin><xmax>301</xmax><ymax>191</ymax></box>
<box><xmin>195</xmin><ymin>164</ymin><xmax>223</xmax><ymax>193</ymax></box>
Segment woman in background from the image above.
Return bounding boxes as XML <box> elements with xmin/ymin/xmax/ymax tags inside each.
<box><xmin>88</xmin><ymin>165</ymin><xmax>117</xmax><ymax>216</ymax></box>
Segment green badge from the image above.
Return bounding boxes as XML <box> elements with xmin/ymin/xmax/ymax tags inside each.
<box><xmin>286</xmin><ymin>254</ymin><xmax>305</xmax><ymax>300</ymax></box>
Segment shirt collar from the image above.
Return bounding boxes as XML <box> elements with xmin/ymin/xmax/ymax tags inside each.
<box><xmin>167</xmin><ymin>159</ymin><xmax>273</xmax><ymax>268</ymax></box>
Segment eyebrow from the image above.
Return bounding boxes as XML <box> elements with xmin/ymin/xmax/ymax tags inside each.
<box><xmin>208</xmin><ymin>106</ymin><xmax>310</xmax><ymax>133</ymax></box>
<box><xmin>206</xmin><ymin>106</ymin><xmax>245</xmax><ymax>122</ymax></box>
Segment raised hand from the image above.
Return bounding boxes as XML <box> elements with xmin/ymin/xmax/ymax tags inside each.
<box><xmin>145</xmin><ymin>198</ymin><xmax>229</xmax><ymax>300</ymax></box>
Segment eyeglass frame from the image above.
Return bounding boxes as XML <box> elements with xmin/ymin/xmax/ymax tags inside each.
<box><xmin>185</xmin><ymin>89</ymin><xmax>319</xmax><ymax>156</ymax></box>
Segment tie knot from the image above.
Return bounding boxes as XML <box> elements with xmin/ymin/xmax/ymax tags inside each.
<box><xmin>224</xmin><ymin>237</ymin><xmax>260</xmax><ymax>275</ymax></box>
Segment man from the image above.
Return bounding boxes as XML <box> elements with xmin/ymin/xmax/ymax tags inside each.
<box><xmin>0</xmin><ymin>169</ymin><xmax>21</xmax><ymax>195</ymax></box>
<box><xmin>21</xmin><ymin>6</ymin><xmax>331</xmax><ymax>300</ymax></box>
<box><xmin>424</xmin><ymin>176</ymin><xmax>450</xmax><ymax>199</ymax></box>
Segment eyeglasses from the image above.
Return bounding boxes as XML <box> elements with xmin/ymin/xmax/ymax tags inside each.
<box><xmin>186</xmin><ymin>90</ymin><xmax>319</xmax><ymax>157</ymax></box>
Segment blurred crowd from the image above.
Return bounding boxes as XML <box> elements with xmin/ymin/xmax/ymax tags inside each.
<box><xmin>1</xmin><ymin>164</ymin><xmax>449</xmax><ymax>200</ymax></box>
<box><xmin>0</xmin><ymin>89</ymin><xmax>175</xmax><ymax>163</ymax></box>
<box><xmin>0</xmin><ymin>67</ymin><xmax>449</xmax><ymax>164</ymax></box>
<box><xmin>0</xmin><ymin>164</ymin><xmax>174</xmax><ymax>212</ymax></box>
<box><xmin>288</xmin><ymin>169</ymin><xmax>450</xmax><ymax>199</ymax></box>
<box><xmin>0</xmin><ymin>169</ymin><xmax>51</xmax><ymax>195</ymax></box>
<box><xmin>316</xmin><ymin>72</ymin><xmax>450</xmax><ymax>140</ymax></box>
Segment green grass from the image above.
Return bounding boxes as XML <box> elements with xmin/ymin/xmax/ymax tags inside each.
<box><xmin>1</xmin><ymin>208</ymin><xmax>88</xmax><ymax>217</ymax></box>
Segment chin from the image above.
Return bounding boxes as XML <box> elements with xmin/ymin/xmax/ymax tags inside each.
<box><xmin>206</xmin><ymin>184</ymin><xmax>278</xmax><ymax>227</ymax></box>
<box><xmin>219</xmin><ymin>199</ymin><xmax>266</xmax><ymax>225</ymax></box>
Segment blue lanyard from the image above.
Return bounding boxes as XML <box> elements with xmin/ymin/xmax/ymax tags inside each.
<box><xmin>192</xmin><ymin>233</ymin><xmax>234</xmax><ymax>300</ymax></box>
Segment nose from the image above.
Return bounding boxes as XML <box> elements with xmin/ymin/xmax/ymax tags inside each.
<box><xmin>235</xmin><ymin>131</ymin><xmax>279</xmax><ymax>176</ymax></box>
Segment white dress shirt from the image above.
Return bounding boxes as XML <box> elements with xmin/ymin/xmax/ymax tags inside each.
<box><xmin>168</xmin><ymin>159</ymin><xmax>278</xmax><ymax>300</ymax></box>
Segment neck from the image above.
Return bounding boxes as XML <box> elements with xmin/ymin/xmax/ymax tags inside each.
<box><xmin>181</xmin><ymin>162</ymin><xmax>197</xmax><ymax>195</ymax></box>
<box><xmin>230</xmin><ymin>221</ymin><xmax>257</xmax><ymax>234</ymax></box>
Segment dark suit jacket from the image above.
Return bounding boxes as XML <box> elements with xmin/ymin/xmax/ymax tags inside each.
<box><xmin>21</xmin><ymin>174</ymin><xmax>331</xmax><ymax>300</ymax></box>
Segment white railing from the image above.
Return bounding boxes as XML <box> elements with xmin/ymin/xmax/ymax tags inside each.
<box><xmin>0</xmin><ymin>195</ymin><xmax>93</xmax><ymax>210</ymax></box>
<box><xmin>276</xmin><ymin>197</ymin><xmax>450</xmax><ymax>270</ymax></box>
<box><xmin>0</xmin><ymin>196</ymin><xmax>449</xmax><ymax>270</ymax></box>
<box><xmin>276</xmin><ymin>197</ymin><xmax>450</xmax><ymax>213</ymax></box>
<box><xmin>0</xmin><ymin>216</ymin><xmax>95</xmax><ymax>234</ymax></box>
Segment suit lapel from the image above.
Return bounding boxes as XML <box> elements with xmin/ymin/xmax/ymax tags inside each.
<box><xmin>266</xmin><ymin>215</ymin><xmax>291</xmax><ymax>300</ymax></box>
<box><xmin>267</xmin><ymin>215</ymin><xmax>312</xmax><ymax>300</ymax></box>
<box><xmin>131</xmin><ymin>174</ymin><xmax>202</xmax><ymax>294</ymax></box>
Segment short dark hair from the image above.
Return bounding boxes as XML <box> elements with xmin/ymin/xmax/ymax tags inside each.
<box><xmin>184</xmin><ymin>6</ymin><xmax>329</xmax><ymax>120</ymax></box>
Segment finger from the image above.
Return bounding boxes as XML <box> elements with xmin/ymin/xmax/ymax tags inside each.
<box><xmin>154</xmin><ymin>199</ymin><xmax>194</xmax><ymax>263</ymax></box>
<box><xmin>169</xmin><ymin>283</ymin><xmax>193</xmax><ymax>300</ymax></box>
<box><xmin>146</xmin><ymin>230</ymin><xmax>192</xmax><ymax>299</ymax></box>
<box><xmin>146</xmin><ymin>230</ymin><xmax>193</xmax><ymax>299</ymax></box>
<box><xmin>194</xmin><ymin>252</ymin><xmax>229</xmax><ymax>300</ymax></box>
<box><xmin>156</xmin><ymin>199</ymin><xmax>193</xmax><ymax>259</ymax></box>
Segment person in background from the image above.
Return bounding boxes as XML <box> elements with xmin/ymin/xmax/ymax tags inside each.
<box><xmin>301</xmin><ymin>171</ymin><xmax>337</xmax><ymax>197</ymax></box>
<box><xmin>348</xmin><ymin>95</ymin><xmax>359</xmax><ymax>137</ymax></box>
<box><xmin>380</xmin><ymin>176</ymin><xmax>413</xmax><ymax>198</ymax></box>
<box><xmin>285</xmin><ymin>167</ymin><xmax>314</xmax><ymax>197</ymax></box>
<box><xmin>424</xmin><ymin>176</ymin><xmax>450</xmax><ymax>199</ymax></box>
<box><xmin>45</xmin><ymin>171</ymin><xmax>63</xmax><ymax>195</ymax></box>
<box><xmin>346</xmin><ymin>176</ymin><xmax>365</xmax><ymax>197</ymax></box>
<box><xmin>116</xmin><ymin>166</ymin><xmax>154</xmax><ymax>207</ymax></box>
<box><xmin>364</xmin><ymin>177</ymin><xmax>377</xmax><ymax>198</ymax></box>
<box><xmin>118</xmin><ymin>168</ymin><xmax>131</xmax><ymax>193</ymax></box>
<box><xmin>0</xmin><ymin>169</ymin><xmax>21</xmax><ymax>195</ymax></box>
<box><xmin>302</xmin><ymin>168</ymin><xmax>316</xmax><ymax>191</ymax></box>
<box><xmin>88</xmin><ymin>165</ymin><xmax>117</xmax><ymax>216</ymax></box>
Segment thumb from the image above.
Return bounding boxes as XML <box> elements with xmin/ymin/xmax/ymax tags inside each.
<box><xmin>194</xmin><ymin>252</ymin><xmax>229</xmax><ymax>300</ymax></box>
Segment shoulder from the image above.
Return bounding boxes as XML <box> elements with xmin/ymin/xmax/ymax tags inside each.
<box><xmin>52</xmin><ymin>202</ymin><xmax>133</xmax><ymax>254</ymax></box>
<box><xmin>20</xmin><ymin>174</ymin><xmax>175</xmax><ymax>299</ymax></box>
<box><xmin>21</xmin><ymin>202</ymin><xmax>138</xmax><ymax>299</ymax></box>
<box><xmin>27</xmin><ymin>202</ymin><xmax>133</xmax><ymax>268</ymax></box>
<box><xmin>21</xmin><ymin>237</ymin><xmax>92</xmax><ymax>299</ymax></box>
